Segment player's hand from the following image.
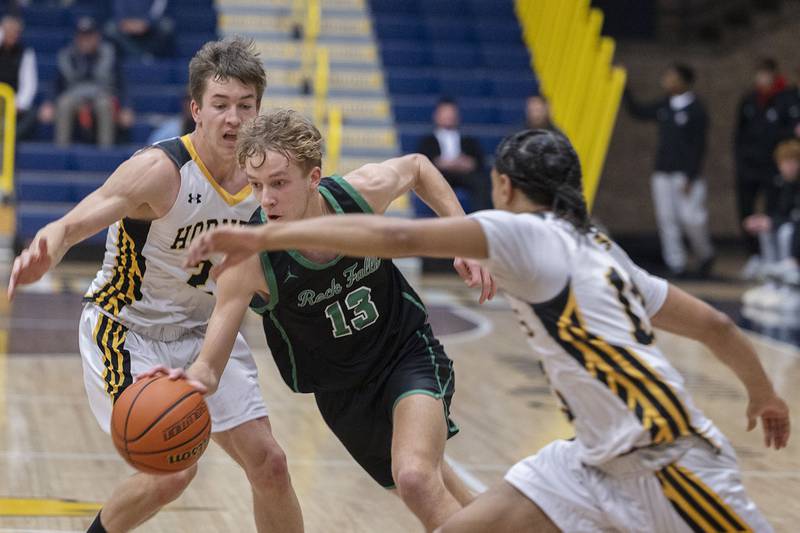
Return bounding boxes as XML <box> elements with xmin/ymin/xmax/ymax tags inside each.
<box><xmin>747</xmin><ymin>392</ymin><xmax>790</xmax><ymax>450</ymax></box>
<box><xmin>135</xmin><ymin>365</ymin><xmax>209</xmax><ymax>394</ymax></box>
<box><xmin>8</xmin><ymin>237</ymin><xmax>52</xmax><ymax>301</ymax></box>
<box><xmin>184</xmin><ymin>226</ymin><xmax>261</xmax><ymax>280</ymax></box>
<box><xmin>453</xmin><ymin>257</ymin><xmax>496</xmax><ymax>304</ymax></box>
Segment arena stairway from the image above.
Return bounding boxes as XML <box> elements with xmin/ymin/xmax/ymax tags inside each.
<box><xmin>217</xmin><ymin>0</ymin><xmax>399</xmax><ymax>175</ymax></box>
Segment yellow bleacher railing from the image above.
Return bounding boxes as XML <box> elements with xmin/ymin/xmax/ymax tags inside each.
<box><xmin>0</xmin><ymin>82</ymin><xmax>16</xmax><ymax>199</ymax></box>
<box><xmin>302</xmin><ymin>2</ymin><xmax>342</xmax><ymax>175</ymax></box>
<box><xmin>515</xmin><ymin>0</ymin><xmax>626</xmax><ymax>210</ymax></box>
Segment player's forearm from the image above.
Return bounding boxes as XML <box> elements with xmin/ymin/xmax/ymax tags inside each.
<box><xmin>186</xmin><ymin>359</ymin><xmax>221</xmax><ymax>395</ymax></box>
<box><xmin>261</xmin><ymin>215</ymin><xmax>417</xmax><ymax>258</ymax></box>
<box><xmin>411</xmin><ymin>155</ymin><xmax>467</xmax><ymax>217</ymax></box>
<box><xmin>702</xmin><ymin>315</ymin><xmax>777</xmax><ymax>401</ymax></box>
<box><xmin>34</xmin><ymin>222</ymin><xmax>71</xmax><ymax>266</ymax></box>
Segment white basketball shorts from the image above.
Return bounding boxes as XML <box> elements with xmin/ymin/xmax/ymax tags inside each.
<box><xmin>79</xmin><ymin>303</ymin><xmax>268</xmax><ymax>434</ymax></box>
<box><xmin>505</xmin><ymin>437</ymin><xmax>771</xmax><ymax>532</ymax></box>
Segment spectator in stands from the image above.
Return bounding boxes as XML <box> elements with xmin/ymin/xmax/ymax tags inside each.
<box><xmin>0</xmin><ymin>14</ymin><xmax>37</xmax><ymax>140</ymax></box>
<box><xmin>624</xmin><ymin>62</ymin><xmax>714</xmax><ymax>278</ymax></box>
<box><xmin>104</xmin><ymin>0</ymin><xmax>174</xmax><ymax>61</ymax></box>
<box><xmin>735</xmin><ymin>58</ymin><xmax>788</xmax><ymax>277</ymax></box>
<box><xmin>39</xmin><ymin>17</ymin><xmax>133</xmax><ymax>147</ymax></box>
<box><xmin>146</xmin><ymin>91</ymin><xmax>193</xmax><ymax>144</ymax></box>
<box><xmin>525</xmin><ymin>94</ymin><xmax>561</xmax><ymax>134</ymax></box>
<box><xmin>778</xmin><ymin>64</ymin><xmax>800</xmax><ymax>141</ymax></box>
<box><xmin>417</xmin><ymin>97</ymin><xmax>490</xmax><ymax>211</ymax></box>
<box><xmin>742</xmin><ymin>139</ymin><xmax>800</xmax><ymax>278</ymax></box>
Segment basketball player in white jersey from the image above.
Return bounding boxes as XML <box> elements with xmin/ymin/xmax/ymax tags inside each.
<box><xmin>7</xmin><ymin>38</ymin><xmax>303</xmax><ymax>533</ymax></box>
<box><xmin>185</xmin><ymin>129</ymin><xmax>790</xmax><ymax>532</ymax></box>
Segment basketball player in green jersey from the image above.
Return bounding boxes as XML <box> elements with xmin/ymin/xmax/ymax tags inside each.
<box><xmin>142</xmin><ymin>108</ymin><xmax>495</xmax><ymax>530</ymax></box>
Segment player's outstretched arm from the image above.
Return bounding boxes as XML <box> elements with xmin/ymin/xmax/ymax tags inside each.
<box><xmin>345</xmin><ymin>154</ymin><xmax>497</xmax><ymax>302</ymax></box>
<box><xmin>7</xmin><ymin>150</ymin><xmax>177</xmax><ymax>299</ymax></box>
<box><xmin>651</xmin><ymin>285</ymin><xmax>791</xmax><ymax>450</ymax></box>
<box><xmin>187</xmin><ymin>256</ymin><xmax>264</xmax><ymax>395</ymax></box>
<box><xmin>186</xmin><ymin>214</ymin><xmax>490</xmax><ymax>279</ymax></box>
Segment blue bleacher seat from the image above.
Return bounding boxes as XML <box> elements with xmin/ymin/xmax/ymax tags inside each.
<box><xmin>386</xmin><ymin>72</ymin><xmax>439</xmax><ymax>95</ymax></box>
<box><xmin>369</xmin><ymin>0</ymin><xmax>420</xmax><ymax>15</ymax></box>
<box><xmin>475</xmin><ymin>20</ymin><xmax>524</xmax><ymax>43</ymax></box>
<box><xmin>438</xmin><ymin>74</ymin><xmax>490</xmax><ymax>97</ymax></box>
<box><xmin>130</xmin><ymin>89</ymin><xmax>183</xmax><ymax>114</ymax></box>
<box><xmin>123</xmin><ymin>61</ymin><xmax>173</xmax><ymax>84</ymax></box>
<box><xmin>424</xmin><ymin>19</ymin><xmax>475</xmax><ymax>43</ymax></box>
<box><xmin>372</xmin><ymin>16</ymin><xmax>425</xmax><ymax>40</ymax></box>
<box><xmin>413</xmin><ymin>189</ymin><xmax>472</xmax><ymax>217</ymax></box>
<box><xmin>482</xmin><ymin>46</ymin><xmax>530</xmax><ymax>69</ymax></box>
<box><xmin>71</xmin><ymin>146</ymin><xmax>133</xmax><ymax>172</ymax></box>
<box><xmin>492</xmin><ymin>78</ymin><xmax>538</xmax><ymax>99</ymax></box>
<box><xmin>176</xmin><ymin>34</ymin><xmax>216</xmax><ymax>59</ymax></box>
<box><xmin>379</xmin><ymin>42</ymin><xmax>432</xmax><ymax>67</ymax></box>
<box><xmin>22</xmin><ymin>6</ymin><xmax>68</xmax><ymax>27</ymax></box>
<box><xmin>16</xmin><ymin>144</ymin><xmax>71</xmax><ymax>171</ymax></box>
<box><xmin>431</xmin><ymin>45</ymin><xmax>479</xmax><ymax>68</ymax></box>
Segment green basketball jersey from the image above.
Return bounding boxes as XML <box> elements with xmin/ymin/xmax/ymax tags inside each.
<box><xmin>250</xmin><ymin>176</ymin><xmax>429</xmax><ymax>393</ymax></box>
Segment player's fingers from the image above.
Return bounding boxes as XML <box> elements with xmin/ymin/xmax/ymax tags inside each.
<box><xmin>7</xmin><ymin>257</ymin><xmax>21</xmax><ymax>300</ymax></box>
<box><xmin>453</xmin><ymin>258</ymin><xmax>470</xmax><ymax>281</ymax></box>
<box><xmin>135</xmin><ymin>365</ymin><xmax>170</xmax><ymax>381</ymax></box>
<box><xmin>167</xmin><ymin>368</ymin><xmax>186</xmax><ymax>381</ymax></box>
<box><xmin>479</xmin><ymin>266</ymin><xmax>491</xmax><ymax>304</ymax></box>
<box><xmin>747</xmin><ymin>414</ymin><xmax>757</xmax><ymax>432</ymax></box>
<box><xmin>489</xmin><ymin>273</ymin><xmax>497</xmax><ymax>300</ymax></box>
<box><xmin>210</xmin><ymin>260</ymin><xmax>228</xmax><ymax>281</ymax></box>
<box><xmin>37</xmin><ymin>237</ymin><xmax>48</xmax><ymax>258</ymax></box>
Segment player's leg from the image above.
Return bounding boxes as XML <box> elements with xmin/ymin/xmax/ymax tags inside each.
<box><xmin>676</xmin><ymin>175</ymin><xmax>714</xmax><ymax>265</ymax></box>
<box><xmin>434</xmin><ymin>481</ymin><xmax>559</xmax><ymax>533</ymax></box>
<box><xmin>204</xmin><ymin>332</ymin><xmax>303</xmax><ymax>533</ymax></box>
<box><xmin>79</xmin><ymin>305</ymin><xmax>202</xmax><ymax>532</ymax></box>
<box><xmin>657</xmin><ymin>438</ymin><xmax>773</xmax><ymax>532</ymax></box>
<box><xmin>212</xmin><ymin>417</ymin><xmax>303</xmax><ymax>533</ymax></box>
<box><xmin>391</xmin><ymin>393</ymin><xmax>462</xmax><ymax>530</ymax></box>
<box><xmin>651</xmin><ymin>171</ymin><xmax>687</xmax><ymax>274</ymax></box>
<box><xmin>442</xmin><ymin>460</ymin><xmax>475</xmax><ymax>505</ymax></box>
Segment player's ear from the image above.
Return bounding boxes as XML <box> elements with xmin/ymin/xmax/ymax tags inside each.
<box><xmin>190</xmin><ymin>99</ymin><xmax>201</xmax><ymax>125</ymax></box>
<box><xmin>496</xmin><ymin>172</ymin><xmax>514</xmax><ymax>206</ymax></box>
<box><xmin>308</xmin><ymin>165</ymin><xmax>322</xmax><ymax>189</ymax></box>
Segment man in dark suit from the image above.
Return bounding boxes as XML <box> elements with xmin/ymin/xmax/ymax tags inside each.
<box><xmin>417</xmin><ymin>97</ymin><xmax>489</xmax><ymax>211</ymax></box>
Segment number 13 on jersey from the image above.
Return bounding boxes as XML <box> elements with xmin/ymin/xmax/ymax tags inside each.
<box><xmin>324</xmin><ymin>286</ymin><xmax>380</xmax><ymax>338</ymax></box>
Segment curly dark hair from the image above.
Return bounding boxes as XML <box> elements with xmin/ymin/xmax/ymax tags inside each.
<box><xmin>493</xmin><ymin>129</ymin><xmax>591</xmax><ymax>233</ymax></box>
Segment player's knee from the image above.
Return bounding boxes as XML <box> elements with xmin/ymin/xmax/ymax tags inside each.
<box><xmin>394</xmin><ymin>463</ymin><xmax>437</xmax><ymax>501</ymax></box>
<box><xmin>152</xmin><ymin>464</ymin><xmax>197</xmax><ymax>506</ymax></box>
<box><xmin>245</xmin><ymin>441</ymin><xmax>291</xmax><ymax>491</ymax></box>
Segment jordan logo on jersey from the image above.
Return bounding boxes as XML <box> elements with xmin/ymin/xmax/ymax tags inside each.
<box><xmin>284</xmin><ymin>267</ymin><xmax>298</xmax><ymax>283</ymax></box>
<box><xmin>188</xmin><ymin>193</ymin><xmax>202</xmax><ymax>203</ymax></box>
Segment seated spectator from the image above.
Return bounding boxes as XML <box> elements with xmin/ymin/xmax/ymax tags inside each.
<box><xmin>38</xmin><ymin>17</ymin><xmax>133</xmax><ymax>147</ymax></box>
<box><xmin>417</xmin><ymin>97</ymin><xmax>490</xmax><ymax>211</ymax></box>
<box><xmin>525</xmin><ymin>94</ymin><xmax>562</xmax><ymax>134</ymax></box>
<box><xmin>146</xmin><ymin>92</ymin><xmax>193</xmax><ymax>144</ymax></box>
<box><xmin>0</xmin><ymin>14</ymin><xmax>37</xmax><ymax>140</ymax></box>
<box><xmin>742</xmin><ymin>139</ymin><xmax>800</xmax><ymax>310</ymax></box>
<box><xmin>104</xmin><ymin>0</ymin><xmax>174</xmax><ymax>60</ymax></box>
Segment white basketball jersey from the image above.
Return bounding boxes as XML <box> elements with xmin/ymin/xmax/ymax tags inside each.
<box><xmin>85</xmin><ymin>135</ymin><xmax>259</xmax><ymax>341</ymax></box>
<box><xmin>471</xmin><ymin>210</ymin><xmax>723</xmax><ymax>465</ymax></box>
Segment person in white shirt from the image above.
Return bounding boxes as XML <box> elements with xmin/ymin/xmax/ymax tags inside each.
<box><xmin>185</xmin><ymin>128</ymin><xmax>790</xmax><ymax>533</ymax></box>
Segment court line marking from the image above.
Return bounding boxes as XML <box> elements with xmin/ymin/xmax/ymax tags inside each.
<box><xmin>445</xmin><ymin>454</ymin><xmax>488</xmax><ymax>493</ymax></box>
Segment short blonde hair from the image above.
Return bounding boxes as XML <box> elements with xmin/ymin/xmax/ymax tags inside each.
<box><xmin>237</xmin><ymin>109</ymin><xmax>323</xmax><ymax>172</ymax></box>
<box><xmin>188</xmin><ymin>36</ymin><xmax>267</xmax><ymax>108</ymax></box>
<box><xmin>775</xmin><ymin>139</ymin><xmax>800</xmax><ymax>163</ymax></box>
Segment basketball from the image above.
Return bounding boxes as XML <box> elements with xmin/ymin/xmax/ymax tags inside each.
<box><xmin>110</xmin><ymin>375</ymin><xmax>211</xmax><ymax>475</ymax></box>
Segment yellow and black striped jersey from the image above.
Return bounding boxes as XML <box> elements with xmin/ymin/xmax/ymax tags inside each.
<box><xmin>84</xmin><ymin>135</ymin><xmax>258</xmax><ymax>341</ymax></box>
<box><xmin>471</xmin><ymin>210</ymin><xmax>723</xmax><ymax>465</ymax></box>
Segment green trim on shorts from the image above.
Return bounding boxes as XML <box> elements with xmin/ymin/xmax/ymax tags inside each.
<box><xmin>418</xmin><ymin>329</ymin><xmax>460</xmax><ymax>434</ymax></box>
<box><xmin>392</xmin><ymin>388</ymin><xmax>442</xmax><ymax>414</ymax></box>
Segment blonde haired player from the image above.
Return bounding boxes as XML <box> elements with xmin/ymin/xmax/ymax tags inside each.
<box><xmin>186</xmin><ymin>129</ymin><xmax>790</xmax><ymax>532</ymax></box>
<box><xmin>8</xmin><ymin>38</ymin><xmax>303</xmax><ymax>533</ymax></box>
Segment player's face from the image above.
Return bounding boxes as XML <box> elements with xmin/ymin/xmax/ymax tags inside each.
<box><xmin>246</xmin><ymin>150</ymin><xmax>321</xmax><ymax>222</ymax></box>
<box><xmin>192</xmin><ymin>77</ymin><xmax>259</xmax><ymax>156</ymax></box>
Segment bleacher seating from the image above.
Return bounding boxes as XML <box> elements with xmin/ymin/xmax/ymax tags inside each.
<box><xmin>12</xmin><ymin>0</ymin><xmax>218</xmax><ymax>241</ymax></box>
<box><xmin>369</xmin><ymin>0</ymin><xmax>537</xmax><ymax>164</ymax></box>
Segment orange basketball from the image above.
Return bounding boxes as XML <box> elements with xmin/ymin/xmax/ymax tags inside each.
<box><xmin>111</xmin><ymin>375</ymin><xmax>211</xmax><ymax>475</ymax></box>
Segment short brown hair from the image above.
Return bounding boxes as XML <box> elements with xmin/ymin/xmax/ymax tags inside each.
<box><xmin>775</xmin><ymin>139</ymin><xmax>800</xmax><ymax>163</ymax></box>
<box><xmin>237</xmin><ymin>109</ymin><xmax>323</xmax><ymax>172</ymax></box>
<box><xmin>188</xmin><ymin>36</ymin><xmax>267</xmax><ymax>107</ymax></box>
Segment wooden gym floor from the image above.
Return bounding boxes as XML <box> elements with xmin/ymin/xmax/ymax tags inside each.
<box><xmin>0</xmin><ymin>264</ymin><xmax>798</xmax><ymax>533</ymax></box>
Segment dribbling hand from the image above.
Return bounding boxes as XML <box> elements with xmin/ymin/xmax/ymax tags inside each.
<box><xmin>136</xmin><ymin>365</ymin><xmax>209</xmax><ymax>394</ymax></box>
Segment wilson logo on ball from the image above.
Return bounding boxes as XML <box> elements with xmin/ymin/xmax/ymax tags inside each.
<box><xmin>168</xmin><ymin>439</ymin><xmax>209</xmax><ymax>464</ymax></box>
<box><xmin>163</xmin><ymin>403</ymin><xmax>208</xmax><ymax>441</ymax></box>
